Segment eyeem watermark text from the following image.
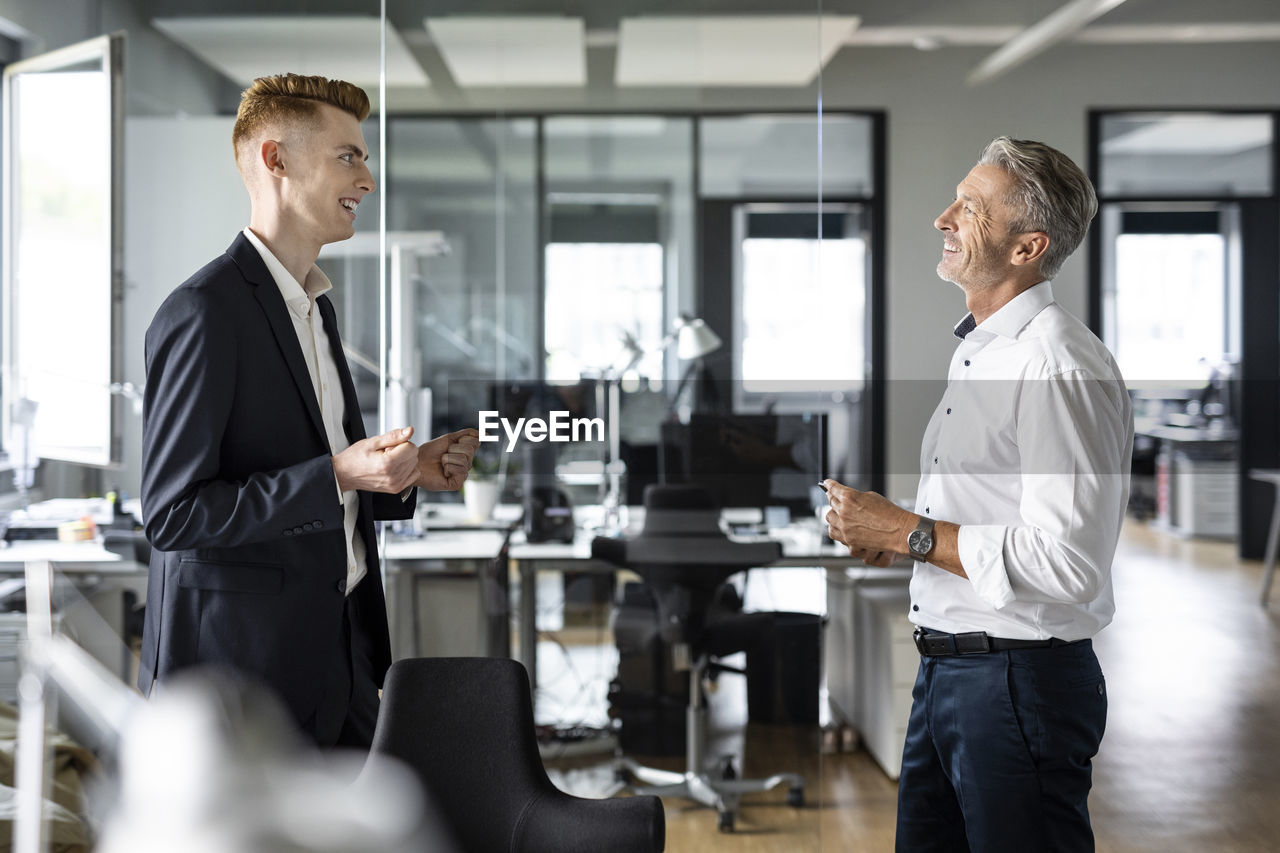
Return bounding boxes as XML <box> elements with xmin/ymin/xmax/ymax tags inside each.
<box><xmin>478</xmin><ymin>410</ymin><xmax>605</xmax><ymax>452</ymax></box>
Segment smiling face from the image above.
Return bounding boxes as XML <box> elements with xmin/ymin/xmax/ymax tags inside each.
<box><xmin>933</xmin><ymin>164</ymin><xmax>1023</xmax><ymax>293</ymax></box>
<box><xmin>278</xmin><ymin>102</ymin><xmax>375</xmax><ymax>247</ymax></box>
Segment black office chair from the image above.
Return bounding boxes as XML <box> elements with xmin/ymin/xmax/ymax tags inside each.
<box><xmin>369</xmin><ymin>657</ymin><xmax>665</xmax><ymax>853</ymax></box>
<box><xmin>592</xmin><ymin>484</ymin><xmax>805</xmax><ymax>832</ymax></box>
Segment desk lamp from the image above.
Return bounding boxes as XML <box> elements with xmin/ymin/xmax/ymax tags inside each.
<box><xmin>598</xmin><ymin>316</ymin><xmax>722</xmax><ymax>533</ymax></box>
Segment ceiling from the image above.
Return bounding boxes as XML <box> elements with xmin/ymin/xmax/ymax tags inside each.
<box><xmin>143</xmin><ymin>0</ymin><xmax>1280</xmax><ymax>106</ymax></box>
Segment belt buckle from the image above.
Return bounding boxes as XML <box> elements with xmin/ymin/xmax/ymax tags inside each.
<box><xmin>914</xmin><ymin>628</ymin><xmax>959</xmax><ymax>657</ymax></box>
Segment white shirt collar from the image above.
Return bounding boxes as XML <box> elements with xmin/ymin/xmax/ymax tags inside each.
<box><xmin>241</xmin><ymin>227</ymin><xmax>333</xmax><ymax>321</ymax></box>
<box><xmin>954</xmin><ymin>280</ymin><xmax>1054</xmax><ymax>341</ymax></box>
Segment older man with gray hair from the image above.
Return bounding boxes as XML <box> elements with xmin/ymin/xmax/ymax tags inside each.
<box><xmin>822</xmin><ymin>137</ymin><xmax>1132</xmax><ymax>852</ymax></box>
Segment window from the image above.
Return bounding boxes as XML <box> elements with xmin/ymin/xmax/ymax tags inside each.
<box><xmin>738</xmin><ymin>207</ymin><xmax>866</xmax><ymax>394</ymax></box>
<box><xmin>2</xmin><ymin>35</ymin><xmax>123</xmax><ymax>469</ymax></box>
<box><xmin>544</xmin><ymin>241</ymin><xmax>664</xmax><ymax>380</ymax></box>
<box><xmin>1112</xmin><ymin>228</ymin><xmax>1228</xmax><ymax>386</ymax></box>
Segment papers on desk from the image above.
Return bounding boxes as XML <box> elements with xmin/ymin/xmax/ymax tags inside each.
<box><xmin>10</xmin><ymin>498</ymin><xmax>114</xmax><ymax>526</ymax></box>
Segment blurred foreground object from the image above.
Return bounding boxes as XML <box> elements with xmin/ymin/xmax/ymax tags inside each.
<box><xmin>19</xmin><ymin>631</ymin><xmax>454</xmax><ymax>853</ymax></box>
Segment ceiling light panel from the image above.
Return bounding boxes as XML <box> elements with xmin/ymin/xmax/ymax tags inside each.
<box><xmin>1077</xmin><ymin>23</ymin><xmax>1280</xmax><ymax>44</ymax></box>
<box><xmin>152</xmin><ymin>16</ymin><xmax>427</xmax><ymax>88</ymax></box>
<box><xmin>616</xmin><ymin>15</ymin><xmax>859</xmax><ymax>87</ymax></box>
<box><xmin>425</xmin><ymin>16</ymin><xmax>585</xmax><ymax>87</ymax></box>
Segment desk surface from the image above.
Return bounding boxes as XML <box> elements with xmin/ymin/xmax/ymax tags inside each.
<box><xmin>0</xmin><ymin>540</ymin><xmax>138</xmax><ymax>572</ymax></box>
<box><xmin>1136</xmin><ymin>423</ymin><xmax>1239</xmax><ymax>443</ymax></box>
<box><xmin>403</xmin><ymin>503</ymin><xmax>894</xmax><ymax>568</ymax></box>
<box><xmin>383</xmin><ymin>529</ymin><xmax>509</xmax><ymax>562</ymax></box>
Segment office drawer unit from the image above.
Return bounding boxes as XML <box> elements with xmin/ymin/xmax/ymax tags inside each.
<box><xmin>852</xmin><ymin>580</ymin><xmax>917</xmax><ymax>780</ymax></box>
<box><xmin>0</xmin><ymin>611</ymin><xmax>65</xmax><ymax>705</ymax></box>
<box><xmin>1173</xmin><ymin>453</ymin><xmax>1238</xmax><ymax>539</ymax></box>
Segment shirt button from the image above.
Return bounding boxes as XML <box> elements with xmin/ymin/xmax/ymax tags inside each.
<box><xmin>964</xmin><ymin>360</ymin><xmax>971</xmax><ymax>367</ymax></box>
<box><xmin>946</xmin><ymin>408</ymin><xmax>952</xmax><ymax>414</ymax></box>
<box><xmin>925</xmin><ymin>507</ymin><xmax>930</xmax><ymax>514</ymax></box>
<box><xmin>912</xmin><ymin>605</ymin><xmax>919</xmax><ymax>612</ymax></box>
<box><xmin>933</xmin><ymin>457</ymin><xmax>938</xmax><ymax>464</ymax></box>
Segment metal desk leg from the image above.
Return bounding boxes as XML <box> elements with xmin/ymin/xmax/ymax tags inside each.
<box><xmin>1262</xmin><ymin>493</ymin><xmax>1280</xmax><ymax>606</ymax></box>
<box><xmin>519</xmin><ymin>560</ymin><xmax>537</xmax><ymax>692</ymax></box>
<box><xmin>485</xmin><ymin>545</ymin><xmax>511</xmax><ymax>658</ymax></box>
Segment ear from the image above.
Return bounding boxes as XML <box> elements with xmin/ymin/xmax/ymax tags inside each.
<box><xmin>259</xmin><ymin>139</ymin><xmax>286</xmax><ymax>176</ymax></box>
<box><xmin>1010</xmin><ymin>231</ymin><xmax>1049</xmax><ymax>267</ymax></box>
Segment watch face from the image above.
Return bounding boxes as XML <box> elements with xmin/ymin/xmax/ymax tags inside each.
<box><xmin>909</xmin><ymin>529</ymin><xmax>932</xmax><ymax>555</ymax></box>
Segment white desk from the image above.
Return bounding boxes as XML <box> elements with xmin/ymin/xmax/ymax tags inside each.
<box><xmin>382</xmin><ymin>529</ymin><xmax>512</xmax><ymax>659</ymax></box>
<box><xmin>393</xmin><ymin>505</ymin><xmax>912</xmax><ymax>693</ymax></box>
<box><xmin>509</xmin><ymin>519</ymin><xmax>909</xmax><ymax>693</ymax></box>
<box><xmin>0</xmin><ymin>539</ymin><xmax>146</xmax><ymax>687</ymax></box>
<box><xmin>0</xmin><ymin>540</ymin><xmax>137</xmax><ymax>572</ymax></box>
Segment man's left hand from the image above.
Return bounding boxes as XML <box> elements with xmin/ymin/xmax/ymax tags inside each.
<box><xmin>416</xmin><ymin>428</ymin><xmax>481</xmax><ymax>491</ymax></box>
<box><xmin>822</xmin><ymin>478</ymin><xmax>913</xmax><ymax>567</ymax></box>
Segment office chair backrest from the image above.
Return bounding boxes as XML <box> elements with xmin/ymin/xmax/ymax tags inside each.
<box><xmin>372</xmin><ymin>658</ymin><xmax>549</xmax><ymax>850</ymax></box>
<box><xmin>640</xmin><ymin>484</ymin><xmax>722</xmax><ymax>537</ymax></box>
<box><xmin>370</xmin><ymin>657</ymin><xmax>665</xmax><ymax>853</ymax></box>
<box><xmin>593</xmin><ymin>486</ymin><xmax>781</xmax><ymax>648</ymax></box>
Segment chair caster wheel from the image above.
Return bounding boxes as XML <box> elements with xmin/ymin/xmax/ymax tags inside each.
<box><xmin>613</xmin><ymin>767</ymin><xmax>630</xmax><ymax>785</ymax></box>
<box><xmin>787</xmin><ymin>786</ymin><xmax>805</xmax><ymax>808</ymax></box>
<box><xmin>717</xmin><ymin>811</ymin><xmax>735</xmax><ymax>833</ymax></box>
<box><xmin>719</xmin><ymin>756</ymin><xmax>737</xmax><ymax>780</ymax></box>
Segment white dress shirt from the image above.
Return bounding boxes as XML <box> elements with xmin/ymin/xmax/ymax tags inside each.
<box><xmin>243</xmin><ymin>228</ymin><xmax>368</xmax><ymax>595</ymax></box>
<box><xmin>911</xmin><ymin>281</ymin><xmax>1133</xmax><ymax>641</ymax></box>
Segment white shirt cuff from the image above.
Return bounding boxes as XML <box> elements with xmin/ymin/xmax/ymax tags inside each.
<box><xmin>957</xmin><ymin>524</ymin><xmax>1016</xmax><ymax>610</ymax></box>
<box><xmin>333</xmin><ymin>468</ymin><xmax>344</xmax><ymax>504</ymax></box>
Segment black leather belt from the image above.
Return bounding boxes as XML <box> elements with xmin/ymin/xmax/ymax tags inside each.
<box><xmin>913</xmin><ymin>627</ymin><xmax>1075</xmax><ymax>656</ymax></box>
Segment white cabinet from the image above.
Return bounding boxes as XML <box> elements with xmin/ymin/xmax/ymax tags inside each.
<box><xmin>825</xmin><ymin>572</ymin><xmax>917</xmax><ymax>780</ymax></box>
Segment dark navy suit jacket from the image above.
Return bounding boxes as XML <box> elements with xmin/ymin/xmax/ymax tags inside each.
<box><xmin>139</xmin><ymin>233</ymin><xmax>414</xmax><ymax>738</ymax></box>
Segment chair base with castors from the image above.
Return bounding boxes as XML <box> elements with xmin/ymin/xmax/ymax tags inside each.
<box><xmin>609</xmin><ymin>651</ymin><xmax>805</xmax><ymax>833</ymax></box>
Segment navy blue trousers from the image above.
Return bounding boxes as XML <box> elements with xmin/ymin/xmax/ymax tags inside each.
<box><xmin>895</xmin><ymin>640</ymin><xmax>1107</xmax><ymax>853</ymax></box>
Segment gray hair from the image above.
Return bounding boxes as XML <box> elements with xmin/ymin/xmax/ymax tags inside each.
<box><xmin>977</xmin><ymin>136</ymin><xmax>1098</xmax><ymax>280</ymax></box>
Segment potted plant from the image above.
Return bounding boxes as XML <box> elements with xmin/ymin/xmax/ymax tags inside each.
<box><xmin>463</xmin><ymin>449</ymin><xmax>502</xmax><ymax>522</ymax></box>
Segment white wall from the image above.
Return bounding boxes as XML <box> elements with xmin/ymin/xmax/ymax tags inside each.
<box><xmin>120</xmin><ymin>116</ymin><xmax>246</xmax><ymax>499</ymax></box>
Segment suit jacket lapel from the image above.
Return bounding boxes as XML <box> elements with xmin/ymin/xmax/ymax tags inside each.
<box><xmin>226</xmin><ymin>234</ymin><xmax>329</xmax><ymax>445</ymax></box>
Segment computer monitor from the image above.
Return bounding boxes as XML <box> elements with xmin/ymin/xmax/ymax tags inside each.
<box><xmin>658</xmin><ymin>412</ymin><xmax>826</xmax><ymax>515</ymax></box>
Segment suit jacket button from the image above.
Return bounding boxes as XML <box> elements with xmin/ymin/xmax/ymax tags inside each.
<box><xmin>302</xmin><ymin>522</ymin><xmax>314</xmax><ymax>532</ymax></box>
<box><xmin>337</xmin><ymin>578</ymin><xmax>347</xmax><ymax>593</ymax></box>
<box><xmin>314</xmin><ymin>520</ymin><xmax>324</xmax><ymax>529</ymax></box>
<box><xmin>283</xmin><ymin>529</ymin><xmax>293</xmax><ymax>536</ymax></box>
<box><xmin>293</xmin><ymin>526</ymin><xmax>303</xmax><ymax>534</ymax></box>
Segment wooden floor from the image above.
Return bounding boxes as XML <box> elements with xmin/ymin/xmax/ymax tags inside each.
<box><xmin>539</xmin><ymin>520</ymin><xmax>1280</xmax><ymax>851</ymax></box>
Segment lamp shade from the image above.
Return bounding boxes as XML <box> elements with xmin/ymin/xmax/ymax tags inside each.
<box><xmin>675</xmin><ymin>317</ymin><xmax>722</xmax><ymax>360</ymax></box>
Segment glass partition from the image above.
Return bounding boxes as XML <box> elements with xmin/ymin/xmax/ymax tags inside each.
<box><xmin>10</xmin><ymin>2</ymin><xmax>855</xmax><ymax>849</ymax></box>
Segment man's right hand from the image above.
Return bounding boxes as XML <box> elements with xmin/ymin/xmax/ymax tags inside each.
<box><xmin>332</xmin><ymin>427</ymin><xmax>419</xmax><ymax>493</ymax></box>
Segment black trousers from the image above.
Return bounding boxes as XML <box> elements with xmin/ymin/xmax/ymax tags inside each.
<box><xmin>312</xmin><ymin>589</ymin><xmax>383</xmax><ymax>750</ymax></box>
<box><xmin>895</xmin><ymin>640</ymin><xmax>1107</xmax><ymax>853</ymax></box>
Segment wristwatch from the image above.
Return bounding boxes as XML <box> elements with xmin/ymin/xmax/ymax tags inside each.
<box><xmin>907</xmin><ymin>516</ymin><xmax>936</xmax><ymax>562</ymax></box>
